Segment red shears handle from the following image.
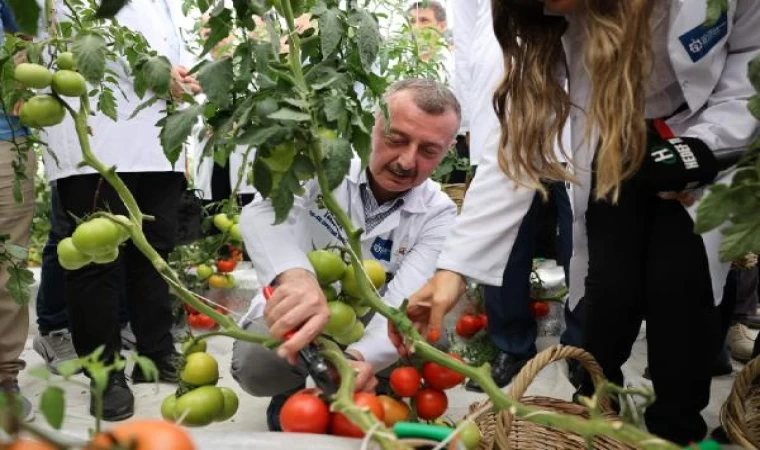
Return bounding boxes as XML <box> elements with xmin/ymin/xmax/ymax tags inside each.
<box><xmin>262</xmin><ymin>285</ymin><xmax>296</xmax><ymax>340</ymax></box>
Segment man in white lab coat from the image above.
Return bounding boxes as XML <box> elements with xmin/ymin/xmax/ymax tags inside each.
<box><xmin>231</xmin><ymin>78</ymin><xmax>460</xmax><ymax>431</ymax></box>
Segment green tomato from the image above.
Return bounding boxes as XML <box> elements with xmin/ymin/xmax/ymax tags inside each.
<box><xmin>19</xmin><ymin>95</ymin><xmax>65</xmax><ymax>128</ymax></box>
<box><xmin>112</xmin><ymin>214</ymin><xmax>131</xmax><ymax>243</ymax></box>
<box><xmin>71</xmin><ymin>217</ymin><xmax>122</xmax><ymax>257</ymax></box>
<box><xmin>323</xmin><ymin>301</ymin><xmax>357</xmax><ymax>337</ymax></box>
<box><xmin>14</xmin><ymin>63</ymin><xmax>53</xmax><ymax>89</ymax></box>
<box><xmin>229</xmin><ymin>224</ymin><xmax>242</xmax><ymax>242</ymax></box>
<box><xmin>180</xmin><ymin>352</ymin><xmax>219</xmax><ymax>386</ymax></box>
<box><xmin>182</xmin><ymin>339</ymin><xmax>207</xmax><ymax>355</ymax></box>
<box><xmin>160</xmin><ymin>394</ymin><xmax>177</xmax><ymax>421</ymax></box>
<box><xmin>51</xmin><ymin>70</ymin><xmax>87</xmax><ymax>97</ymax></box>
<box><xmin>307</xmin><ymin>250</ymin><xmax>346</xmax><ymax>286</ymax></box>
<box><xmin>196</xmin><ymin>264</ymin><xmax>214</xmax><ymax>280</ymax></box>
<box><xmin>213</xmin><ymin>213</ymin><xmax>233</xmax><ymax>232</ymax></box>
<box><xmin>318</xmin><ymin>127</ymin><xmax>338</xmax><ymax>141</ymax></box>
<box><xmin>232</xmin><ymin>214</ymin><xmax>240</xmax><ymax>224</ymax></box>
<box><xmin>458</xmin><ymin>421</ymin><xmax>482</xmax><ymax>450</ymax></box>
<box><xmin>56</xmin><ymin>52</ymin><xmax>76</xmax><ymax>70</ymax></box>
<box><xmin>215</xmin><ymin>387</ymin><xmax>239</xmax><ymax>422</ymax></box>
<box><xmin>92</xmin><ymin>247</ymin><xmax>119</xmax><ymax>264</ymax></box>
<box><xmin>333</xmin><ymin>321</ymin><xmax>365</xmax><ymax>346</ymax></box>
<box><xmin>175</xmin><ymin>386</ymin><xmax>224</xmax><ymax>427</ymax></box>
<box><xmin>57</xmin><ymin>237</ymin><xmax>92</xmax><ymax>270</ymax></box>
<box><xmin>322</xmin><ymin>285</ymin><xmax>338</xmax><ymax>302</ymax></box>
<box><xmin>341</xmin><ymin>260</ymin><xmax>386</xmax><ymax>298</ymax></box>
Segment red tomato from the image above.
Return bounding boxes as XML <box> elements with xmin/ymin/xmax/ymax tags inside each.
<box><xmin>389</xmin><ymin>366</ymin><xmax>421</xmax><ymax>398</ymax></box>
<box><xmin>188</xmin><ymin>313</ymin><xmax>217</xmax><ymax>330</ymax></box>
<box><xmin>280</xmin><ymin>392</ymin><xmax>330</xmax><ymax>434</ymax></box>
<box><xmin>184</xmin><ymin>304</ymin><xmax>200</xmax><ymax>316</ymax></box>
<box><xmin>529</xmin><ymin>301</ymin><xmax>550</xmax><ymax>318</ymax></box>
<box><xmin>217</xmin><ymin>259</ymin><xmax>236</xmax><ymax>273</ymax></box>
<box><xmin>426</xmin><ymin>328</ymin><xmax>441</xmax><ymax>343</ymax></box>
<box><xmin>330</xmin><ymin>392</ymin><xmax>385</xmax><ymax>437</ymax></box>
<box><xmin>455</xmin><ymin>314</ymin><xmax>483</xmax><ymax>338</ymax></box>
<box><xmin>479</xmin><ymin>313</ymin><xmax>488</xmax><ymax>329</ymax></box>
<box><xmin>214</xmin><ymin>306</ymin><xmax>228</xmax><ymax>316</ymax></box>
<box><xmin>421</xmin><ymin>354</ymin><xmax>466</xmax><ymax>390</ymax></box>
<box><xmin>414</xmin><ymin>388</ymin><xmax>448</xmax><ymax>420</ymax></box>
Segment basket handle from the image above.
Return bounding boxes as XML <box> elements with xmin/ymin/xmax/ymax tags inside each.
<box><xmin>720</xmin><ymin>354</ymin><xmax>760</xmax><ymax>449</ymax></box>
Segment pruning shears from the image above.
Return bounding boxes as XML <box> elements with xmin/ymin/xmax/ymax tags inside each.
<box><xmin>262</xmin><ymin>285</ymin><xmax>340</xmax><ymax>396</ymax></box>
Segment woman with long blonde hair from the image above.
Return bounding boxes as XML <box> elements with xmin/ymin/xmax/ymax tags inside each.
<box><xmin>392</xmin><ymin>0</ymin><xmax>760</xmax><ymax>444</ymax></box>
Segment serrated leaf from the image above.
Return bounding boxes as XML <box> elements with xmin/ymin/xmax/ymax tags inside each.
<box><xmin>352</xmin><ymin>10</ymin><xmax>380</xmax><ymax>71</ymax></box>
<box><xmin>282</xmin><ymin>98</ymin><xmax>310</xmax><ymax>109</ymax></box>
<box><xmin>95</xmin><ymin>0</ymin><xmax>129</xmax><ymax>18</ymax></box>
<box><xmin>321</xmin><ymin>138</ymin><xmax>352</xmax><ymax>191</ymax></box>
<box><xmin>197</xmin><ymin>58</ymin><xmax>234</xmax><ymax>109</ymax></box>
<box><xmin>200</xmin><ymin>9</ymin><xmax>233</xmax><ymax>59</ymax></box>
<box><xmin>271</xmin><ymin>186</ymin><xmax>295</xmax><ymax>224</ymax></box>
<box><xmin>98</xmin><ymin>88</ymin><xmax>117</xmax><ymax>122</ymax></box>
<box><xmin>236</xmin><ymin>126</ymin><xmax>288</xmax><ymax>147</ymax></box>
<box><xmin>252</xmin><ymin>157</ymin><xmax>273</xmax><ymax>198</ymax></box>
<box><xmin>353</xmin><ymin>128</ymin><xmax>371</xmax><ymax>168</ymax></box>
<box><xmin>7</xmin><ymin>266</ymin><xmax>34</xmax><ymax>306</ymax></box>
<box><xmin>128</xmin><ymin>95</ymin><xmax>160</xmax><ymax>120</ymax></box>
<box><xmin>324</xmin><ymin>96</ymin><xmax>345</xmax><ymax>122</ymax></box>
<box><xmin>320</xmin><ymin>9</ymin><xmax>342</xmax><ymax>57</ymax></box>
<box><xmin>141</xmin><ymin>56</ymin><xmax>172</xmax><ymax>98</ymax></box>
<box><xmin>159</xmin><ymin>105</ymin><xmax>203</xmax><ymax>164</ymax></box>
<box><xmin>133</xmin><ymin>356</ymin><xmax>158</xmax><ymax>383</ymax></box>
<box><xmin>694</xmin><ymin>184</ymin><xmax>733</xmax><ymax>233</ymax></box>
<box><xmin>40</xmin><ymin>386</ymin><xmax>65</xmax><ymax>429</ymax></box>
<box><xmin>268</xmin><ymin>108</ymin><xmax>311</xmax><ymax>122</ymax></box>
<box><xmin>750</xmin><ymin>56</ymin><xmax>760</xmax><ymax>92</ymax></box>
<box><xmin>6</xmin><ymin>244</ymin><xmax>27</xmax><ymax>261</ymax></box>
<box><xmin>749</xmin><ymin>94</ymin><xmax>760</xmax><ymax>121</ymax></box>
<box><xmin>73</xmin><ymin>33</ymin><xmax>107</xmax><ymax>86</ymax></box>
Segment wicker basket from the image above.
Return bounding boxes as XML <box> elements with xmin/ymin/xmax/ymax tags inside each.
<box><xmin>720</xmin><ymin>355</ymin><xmax>760</xmax><ymax>448</ymax></box>
<box><xmin>441</xmin><ymin>183</ymin><xmax>467</xmax><ymax>213</ymax></box>
<box><xmin>465</xmin><ymin>345</ymin><xmax>634</xmax><ymax>450</ymax></box>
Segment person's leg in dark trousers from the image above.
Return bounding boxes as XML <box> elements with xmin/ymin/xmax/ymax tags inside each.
<box><xmin>644</xmin><ymin>199</ymin><xmax>721</xmax><ymax>444</ymax></box>
<box><xmin>36</xmin><ymin>183</ymin><xmax>70</xmax><ymax>334</ymax></box>
<box><xmin>469</xmin><ymin>193</ymin><xmax>543</xmax><ymax>391</ymax></box>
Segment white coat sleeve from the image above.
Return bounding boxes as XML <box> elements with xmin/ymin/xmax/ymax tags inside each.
<box><xmin>452</xmin><ymin>0</ymin><xmax>476</xmax><ymax>132</ymax></box>
<box><xmin>239</xmin><ymin>181</ymin><xmax>319</xmax><ymax>286</ymax></box>
<box><xmin>436</xmin><ymin>138</ymin><xmax>537</xmax><ymax>286</ymax></box>
<box><xmin>347</xmin><ymin>202</ymin><xmax>458</xmax><ymax>371</ymax></box>
<box><xmin>674</xmin><ymin>0</ymin><xmax>760</xmax><ymax>152</ymax></box>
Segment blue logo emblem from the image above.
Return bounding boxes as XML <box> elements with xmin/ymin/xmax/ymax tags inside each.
<box><xmin>679</xmin><ymin>12</ymin><xmax>728</xmax><ymax>63</ymax></box>
<box><xmin>370</xmin><ymin>237</ymin><xmax>393</xmax><ymax>262</ymax></box>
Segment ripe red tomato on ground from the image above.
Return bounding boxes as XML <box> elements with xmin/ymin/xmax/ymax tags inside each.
<box><xmin>188</xmin><ymin>313</ymin><xmax>216</xmax><ymax>330</ymax></box>
<box><xmin>280</xmin><ymin>392</ymin><xmax>330</xmax><ymax>434</ymax></box>
<box><xmin>455</xmin><ymin>314</ymin><xmax>483</xmax><ymax>338</ymax></box>
<box><xmin>330</xmin><ymin>392</ymin><xmax>385</xmax><ymax>437</ymax></box>
<box><xmin>389</xmin><ymin>366</ymin><xmax>421</xmax><ymax>397</ymax></box>
<box><xmin>414</xmin><ymin>388</ymin><xmax>448</xmax><ymax>420</ymax></box>
<box><xmin>216</xmin><ymin>259</ymin><xmax>236</xmax><ymax>273</ymax></box>
<box><xmin>421</xmin><ymin>354</ymin><xmax>466</xmax><ymax>390</ymax></box>
<box><xmin>529</xmin><ymin>301</ymin><xmax>550</xmax><ymax>318</ymax></box>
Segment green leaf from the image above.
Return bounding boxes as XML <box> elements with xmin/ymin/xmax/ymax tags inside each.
<box><xmin>200</xmin><ymin>9</ymin><xmax>233</xmax><ymax>59</ymax></box>
<box><xmin>128</xmin><ymin>95</ymin><xmax>161</xmax><ymax>120</ymax></box>
<box><xmin>56</xmin><ymin>359</ymin><xmax>83</xmax><ymax>378</ymax></box>
<box><xmin>232</xmin><ymin>0</ymin><xmax>258</xmax><ymax>29</ymax></box>
<box><xmin>73</xmin><ymin>33</ymin><xmax>107</xmax><ymax>86</ymax></box>
<box><xmin>7</xmin><ymin>0</ymin><xmax>40</xmax><ymax>36</ymax></box>
<box><xmin>352</xmin><ymin>10</ymin><xmax>381</xmax><ymax>71</ymax></box>
<box><xmin>95</xmin><ymin>0</ymin><xmax>129</xmax><ymax>18</ymax></box>
<box><xmin>704</xmin><ymin>0</ymin><xmax>728</xmax><ymax>27</ymax></box>
<box><xmin>720</xmin><ymin>220</ymin><xmax>760</xmax><ymax>262</ymax></box>
<box><xmin>750</xmin><ymin>55</ymin><xmax>760</xmax><ymax>92</ymax></box>
<box><xmin>133</xmin><ymin>356</ymin><xmax>158</xmax><ymax>383</ymax></box>
<box><xmin>694</xmin><ymin>184</ymin><xmax>733</xmax><ymax>234</ymax></box>
<box><xmin>320</xmin><ymin>9</ymin><xmax>343</xmax><ymax>57</ymax></box>
<box><xmin>6</xmin><ymin>244</ymin><xmax>27</xmax><ymax>261</ymax></box>
<box><xmin>324</xmin><ymin>96</ymin><xmax>345</xmax><ymax>122</ymax></box>
<box><xmin>293</xmin><ymin>154</ymin><xmax>315</xmax><ymax>181</ymax></box>
<box><xmin>749</xmin><ymin>94</ymin><xmax>760</xmax><ymax>121</ymax></box>
<box><xmin>40</xmin><ymin>386</ymin><xmax>65</xmax><ymax>430</ymax></box>
<box><xmin>352</xmin><ymin>128</ymin><xmax>371</xmax><ymax>168</ymax></box>
<box><xmin>26</xmin><ymin>365</ymin><xmax>51</xmax><ymax>381</ymax></box>
<box><xmin>271</xmin><ymin>185</ymin><xmax>295</xmax><ymax>225</ymax></box>
<box><xmin>159</xmin><ymin>105</ymin><xmax>204</xmax><ymax>164</ymax></box>
<box><xmin>6</xmin><ymin>265</ymin><xmax>34</xmax><ymax>306</ymax></box>
<box><xmin>98</xmin><ymin>88</ymin><xmax>118</xmax><ymax>122</ymax></box>
<box><xmin>141</xmin><ymin>56</ymin><xmax>172</xmax><ymax>98</ymax></box>
<box><xmin>236</xmin><ymin>126</ymin><xmax>288</xmax><ymax>147</ymax></box>
<box><xmin>321</xmin><ymin>137</ymin><xmax>352</xmax><ymax>191</ymax></box>
<box><xmin>197</xmin><ymin>58</ymin><xmax>234</xmax><ymax>109</ymax></box>
<box><xmin>268</xmin><ymin>108</ymin><xmax>311</xmax><ymax>122</ymax></box>
<box><xmin>89</xmin><ymin>366</ymin><xmax>109</xmax><ymax>394</ymax></box>
<box><xmin>252</xmin><ymin>157</ymin><xmax>273</xmax><ymax>198</ymax></box>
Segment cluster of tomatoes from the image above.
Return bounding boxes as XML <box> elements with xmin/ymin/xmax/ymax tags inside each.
<box><xmin>389</xmin><ymin>354</ymin><xmax>466</xmax><ymax>421</ymax></box>
<box><xmin>309</xmin><ymin>249</ymin><xmax>387</xmax><ymax>345</ymax></box>
<box><xmin>454</xmin><ymin>312</ymin><xmax>488</xmax><ymax>339</ymax></box>
<box><xmin>14</xmin><ymin>52</ymin><xmax>87</xmax><ymax>128</ymax></box>
<box><xmin>196</xmin><ymin>257</ymin><xmax>237</xmax><ymax>290</ymax></box>
<box><xmin>184</xmin><ymin>296</ymin><xmax>228</xmax><ymax>330</ymax></box>
<box><xmin>161</xmin><ymin>345</ymin><xmax>239</xmax><ymax>427</ymax></box>
<box><xmin>57</xmin><ymin>216</ymin><xmax>130</xmax><ymax>270</ymax></box>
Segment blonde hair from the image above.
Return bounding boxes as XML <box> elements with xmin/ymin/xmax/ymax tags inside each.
<box><xmin>492</xmin><ymin>0</ymin><xmax>655</xmax><ymax>201</ymax></box>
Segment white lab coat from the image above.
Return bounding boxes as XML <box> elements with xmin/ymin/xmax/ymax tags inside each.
<box><xmin>240</xmin><ymin>159</ymin><xmax>457</xmax><ymax>371</ymax></box>
<box><xmin>40</xmin><ymin>0</ymin><xmax>193</xmax><ymax>182</ymax></box>
<box><xmin>452</xmin><ymin>0</ymin><xmax>503</xmax><ymax>165</ymax></box>
<box><xmin>439</xmin><ymin>0</ymin><xmax>760</xmax><ymax>308</ymax></box>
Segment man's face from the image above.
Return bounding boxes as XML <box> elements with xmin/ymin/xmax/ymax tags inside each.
<box><xmin>368</xmin><ymin>90</ymin><xmax>458</xmax><ymax>199</ymax></box>
<box><xmin>409</xmin><ymin>8</ymin><xmax>445</xmax><ymax>32</ymax></box>
<box><xmin>543</xmin><ymin>0</ymin><xmax>581</xmax><ymax>14</ymax></box>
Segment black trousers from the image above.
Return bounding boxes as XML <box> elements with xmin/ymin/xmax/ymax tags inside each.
<box><xmin>582</xmin><ymin>178</ymin><xmax>721</xmax><ymax>445</ymax></box>
<box><xmin>57</xmin><ymin>172</ymin><xmax>184</xmax><ymax>363</ymax></box>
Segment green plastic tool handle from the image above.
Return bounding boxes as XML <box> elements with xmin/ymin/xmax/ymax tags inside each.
<box><xmin>683</xmin><ymin>441</ymin><xmax>720</xmax><ymax>450</ymax></box>
<box><xmin>393</xmin><ymin>422</ymin><xmax>453</xmax><ymax>441</ymax></box>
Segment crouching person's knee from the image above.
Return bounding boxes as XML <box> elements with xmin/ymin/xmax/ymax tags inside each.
<box><xmin>230</xmin><ymin>338</ymin><xmax>306</xmax><ymax>397</ymax></box>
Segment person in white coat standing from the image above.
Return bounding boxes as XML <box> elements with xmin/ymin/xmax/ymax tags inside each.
<box><xmin>231</xmin><ymin>79</ymin><xmax>460</xmax><ymax>431</ymax></box>
<box><xmin>41</xmin><ymin>0</ymin><xmax>200</xmax><ymax>421</ymax></box>
<box><xmin>393</xmin><ymin>0</ymin><xmax>760</xmax><ymax>444</ymax></box>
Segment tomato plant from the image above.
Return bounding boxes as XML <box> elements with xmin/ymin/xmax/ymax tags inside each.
<box><xmin>413</xmin><ymin>388</ymin><xmax>448</xmax><ymax>421</ymax></box>
<box><xmin>389</xmin><ymin>366</ymin><xmax>421</xmax><ymax>398</ymax></box>
<box><xmin>330</xmin><ymin>392</ymin><xmax>384</xmax><ymax>437</ymax></box>
<box><xmin>422</xmin><ymin>354</ymin><xmax>466</xmax><ymax>390</ymax></box>
<box><xmin>280</xmin><ymin>391</ymin><xmax>330</xmax><ymax>434</ymax></box>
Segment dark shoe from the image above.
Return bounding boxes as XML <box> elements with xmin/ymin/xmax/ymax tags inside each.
<box><xmin>90</xmin><ymin>372</ymin><xmax>134</xmax><ymax>422</ymax></box>
<box><xmin>266</xmin><ymin>393</ymin><xmax>291</xmax><ymax>431</ymax></box>
<box><xmin>0</xmin><ymin>378</ymin><xmax>35</xmax><ymax>422</ymax></box>
<box><xmin>465</xmin><ymin>352</ymin><xmax>532</xmax><ymax>392</ymax></box>
<box><xmin>131</xmin><ymin>351</ymin><xmax>181</xmax><ymax>384</ymax></box>
<box><xmin>709</xmin><ymin>426</ymin><xmax>731</xmax><ymax>444</ymax></box>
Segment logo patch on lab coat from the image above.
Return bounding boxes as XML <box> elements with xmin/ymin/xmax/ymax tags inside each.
<box><xmin>678</xmin><ymin>12</ymin><xmax>728</xmax><ymax>63</ymax></box>
<box><xmin>370</xmin><ymin>237</ymin><xmax>393</xmax><ymax>262</ymax></box>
